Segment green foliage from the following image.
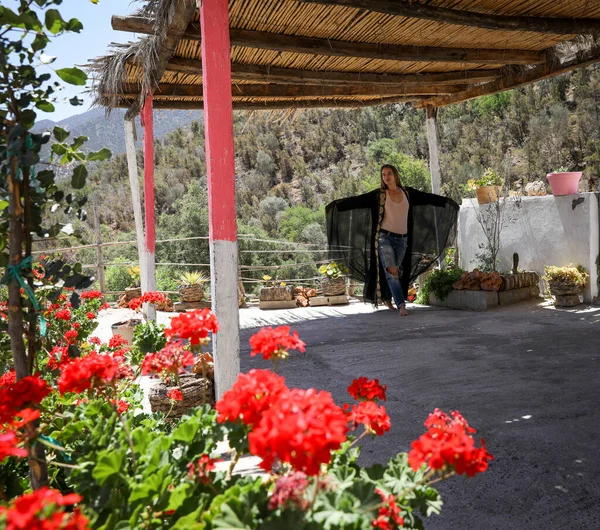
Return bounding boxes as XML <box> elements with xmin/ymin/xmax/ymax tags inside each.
<box><xmin>156</xmin><ymin>266</ymin><xmax>182</xmax><ymax>294</ymax></box>
<box><xmin>318</xmin><ymin>261</ymin><xmax>347</xmax><ymax>279</ymax></box>
<box><xmin>416</xmin><ymin>268</ymin><xmax>464</xmax><ymax>304</ymax></box>
<box><xmin>469</xmin><ymin>167</ymin><xmax>504</xmax><ymax>189</ymax></box>
<box><xmin>105</xmin><ymin>258</ymin><xmax>134</xmax><ymax>293</ymax></box>
<box><xmin>544</xmin><ymin>264</ymin><xmax>589</xmax><ymax>287</ymax></box>
<box><xmin>131</xmin><ymin>321</ymin><xmax>167</xmax><ymax>363</ymax></box>
<box><xmin>180</xmin><ymin>270</ymin><xmax>208</xmax><ymax>286</ymax></box>
<box><xmin>279</xmin><ymin>206</ymin><xmax>325</xmax><ymax>241</ymax></box>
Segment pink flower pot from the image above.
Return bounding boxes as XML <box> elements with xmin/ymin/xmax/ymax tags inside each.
<box><xmin>546</xmin><ymin>172</ymin><xmax>582</xmax><ymax>196</ymax></box>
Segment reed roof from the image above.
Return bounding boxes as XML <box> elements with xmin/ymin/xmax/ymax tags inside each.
<box><xmin>90</xmin><ymin>0</ymin><xmax>600</xmax><ymax>115</ymax></box>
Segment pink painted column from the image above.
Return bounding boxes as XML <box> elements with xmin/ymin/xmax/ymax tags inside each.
<box><xmin>142</xmin><ymin>95</ymin><xmax>157</xmax><ymax>319</ymax></box>
<box><xmin>199</xmin><ymin>0</ymin><xmax>240</xmax><ymax>397</ymax></box>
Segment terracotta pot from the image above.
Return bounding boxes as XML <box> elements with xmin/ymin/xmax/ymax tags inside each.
<box><xmin>475</xmin><ymin>185</ymin><xmax>502</xmax><ymax>205</ymax></box>
<box><xmin>546</xmin><ymin>172</ymin><xmax>582</xmax><ymax>196</ymax></box>
<box><xmin>111</xmin><ymin>318</ymin><xmax>142</xmax><ymax>345</ymax></box>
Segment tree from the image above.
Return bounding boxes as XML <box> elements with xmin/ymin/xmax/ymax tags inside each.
<box><xmin>1</xmin><ymin>0</ymin><xmax>108</xmax><ymax>489</ymax></box>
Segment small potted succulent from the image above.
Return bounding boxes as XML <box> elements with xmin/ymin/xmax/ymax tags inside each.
<box><xmin>318</xmin><ymin>261</ymin><xmax>347</xmax><ymax>296</ymax></box>
<box><xmin>178</xmin><ymin>270</ymin><xmax>208</xmax><ymax>302</ymax></box>
<box><xmin>468</xmin><ymin>168</ymin><xmax>504</xmax><ymax>205</ymax></box>
<box><xmin>544</xmin><ymin>264</ymin><xmax>589</xmax><ymax>307</ymax></box>
<box><xmin>546</xmin><ymin>166</ymin><xmax>582</xmax><ymax>196</ymax></box>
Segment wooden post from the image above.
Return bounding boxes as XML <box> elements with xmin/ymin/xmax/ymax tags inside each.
<box><xmin>426</xmin><ymin>105</ymin><xmax>445</xmax><ymax>269</ymax></box>
<box><xmin>93</xmin><ymin>204</ymin><xmax>106</xmax><ymax>294</ymax></box>
<box><xmin>200</xmin><ymin>0</ymin><xmax>240</xmax><ymax>398</ymax></box>
<box><xmin>124</xmin><ymin>119</ymin><xmax>147</xmax><ymax>292</ymax></box>
<box><xmin>141</xmin><ymin>97</ymin><xmax>157</xmax><ymax>321</ymax></box>
<box><xmin>426</xmin><ymin>105</ymin><xmax>441</xmax><ymax>195</ymax></box>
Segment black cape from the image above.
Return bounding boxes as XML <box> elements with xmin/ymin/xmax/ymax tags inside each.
<box><xmin>325</xmin><ymin>187</ymin><xmax>459</xmax><ymax>305</ymax></box>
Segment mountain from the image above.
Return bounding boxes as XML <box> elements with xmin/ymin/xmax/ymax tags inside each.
<box><xmin>33</xmin><ymin>106</ymin><xmax>202</xmax><ymax>155</ymax></box>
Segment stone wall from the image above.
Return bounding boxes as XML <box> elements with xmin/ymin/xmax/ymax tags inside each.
<box><xmin>458</xmin><ymin>193</ymin><xmax>600</xmax><ymax>303</ymax></box>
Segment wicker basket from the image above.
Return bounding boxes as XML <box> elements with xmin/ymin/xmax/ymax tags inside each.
<box><xmin>321</xmin><ymin>276</ymin><xmax>346</xmax><ymax>296</ymax></box>
<box><xmin>178</xmin><ymin>283</ymin><xmax>205</xmax><ymax>302</ymax></box>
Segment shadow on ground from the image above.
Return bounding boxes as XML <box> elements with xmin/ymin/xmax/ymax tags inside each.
<box><xmin>240</xmin><ymin>301</ymin><xmax>600</xmax><ymax>530</ymax></box>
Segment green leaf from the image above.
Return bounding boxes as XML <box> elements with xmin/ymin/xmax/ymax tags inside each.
<box><xmin>92</xmin><ymin>448</ymin><xmax>126</xmax><ymax>485</ymax></box>
<box><xmin>0</xmin><ymin>200</ymin><xmax>8</xmax><ymax>211</ymax></box>
<box><xmin>66</xmin><ymin>18</ymin><xmax>83</xmax><ymax>33</ymax></box>
<box><xmin>166</xmin><ymin>483</ymin><xmax>193</xmax><ymax>512</ymax></box>
<box><xmin>171</xmin><ymin>507</ymin><xmax>204</xmax><ymax>530</ymax></box>
<box><xmin>56</xmin><ymin>67</ymin><xmax>87</xmax><ymax>86</ymax></box>
<box><xmin>71</xmin><ymin>135</ymin><xmax>88</xmax><ymax>150</ymax></box>
<box><xmin>45</xmin><ymin>9</ymin><xmax>65</xmax><ymax>34</ymax></box>
<box><xmin>36</xmin><ymin>101</ymin><xmax>55</xmax><ymax>112</ymax></box>
<box><xmin>171</xmin><ymin>416</ymin><xmax>200</xmax><ymax>443</ymax></box>
<box><xmin>87</xmin><ymin>148</ymin><xmax>112</xmax><ymax>162</ymax></box>
<box><xmin>69</xmin><ymin>96</ymin><xmax>84</xmax><ymax>106</ymax></box>
<box><xmin>71</xmin><ymin>165</ymin><xmax>88</xmax><ymax>189</ymax></box>
<box><xmin>53</xmin><ymin>126</ymin><xmax>69</xmax><ymax>142</ymax></box>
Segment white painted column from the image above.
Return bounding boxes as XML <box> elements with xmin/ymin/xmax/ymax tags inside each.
<box><xmin>200</xmin><ymin>0</ymin><xmax>240</xmax><ymax>398</ymax></box>
<box><xmin>124</xmin><ymin>118</ymin><xmax>147</xmax><ymax>292</ymax></box>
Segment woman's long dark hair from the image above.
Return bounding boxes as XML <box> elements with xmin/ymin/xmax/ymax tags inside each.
<box><xmin>380</xmin><ymin>164</ymin><xmax>403</xmax><ymax>190</ymax></box>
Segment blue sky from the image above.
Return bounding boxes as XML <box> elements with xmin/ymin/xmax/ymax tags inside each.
<box><xmin>9</xmin><ymin>0</ymin><xmax>134</xmax><ymax>121</ymax></box>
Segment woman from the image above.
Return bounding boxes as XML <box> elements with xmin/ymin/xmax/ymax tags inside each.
<box><xmin>325</xmin><ymin>164</ymin><xmax>459</xmax><ymax>315</ymax></box>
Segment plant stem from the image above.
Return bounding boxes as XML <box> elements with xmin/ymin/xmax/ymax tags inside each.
<box><xmin>228</xmin><ymin>449</ymin><xmax>240</xmax><ymax>479</ymax></box>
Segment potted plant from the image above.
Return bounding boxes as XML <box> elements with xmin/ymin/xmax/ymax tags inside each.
<box><xmin>546</xmin><ymin>166</ymin><xmax>582</xmax><ymax>196</ymax></box>
<box><xmin>318</xmin><ymin>261</ymin><xmax>347</xmax><ymax>296</ymax></box>
<box><xmin>544</xmin><ymin>264</ymin><xmax>588</xmax><ymax>307</ymax></box>
<box><xmin>124</xmin><ymin>265</ymin><xmax>141</xmax><ymax>301</ymax></box>
<box><xmin>469</xmin><ymin>168</ymin><xmax>504</xmax><ymax>205</ymax></box>
<box><xmin>178</xmin><ymin>270</ymin><xmax>208</xmax><ymax>302</ymax></box>
<box><xmin>259</xmin><ymin>275</ymin><xmax>295</xmax><ymax>304</ymax></box>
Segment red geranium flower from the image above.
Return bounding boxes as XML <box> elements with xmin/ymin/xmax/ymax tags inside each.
<box><xmin>348</xmin><ymin>377</ymin><xmax>387</xmax><ymax>402</ymax></box>
<box><xmin>164</xmin><ymin>309</ymin><xmax>219</xmax><ymax>346</ymax></box>
<box><xmin>372</xmin><ymin>488</ymin><xmax>404</xmax><ymax>529</ymax></box>
<box><xmin>249</xmin><ymin>326</ymin><xmax>306</xmax><ymax>361</ymax></box>
<box><xmin>347</xmin><ymin>401</ymin><xmax>391</xmax><ymax>436</ymax></box>
<box><xmin>0</xmin><ymin>370</ymin><xmax>16</xmax><ymax>388</ymax></box>
<box><xmin>268</xmin><ymin>471</ymin><xmax>310</xmax><ymax>511</ymax></box>
<box><xmin>166</xmin><ymin>388</ymin><xmax>183</xmax><ymax>402</ymax></box>
<box><xmin>0</xmin><ymin>432</ymin><xmax>28</xmax><ymax>463</ymax></box>
<box><xmin>0</xmin><ymin>375</ymin><xmax>51</xmax><ymax>423</ymax></box>
<box><xmin>141</xmin><ymin>341</ymin><xmax>194</xmax><ymax>379</ymax></box>
<box><xmin>128</xmin><ymin>298</ymin><xmax>142</xmax><ymax>311</ymax></box>
<box><xmin>187</xmin><ymin>454</ymin><xmax>217</xmax><ymax>484</ymax></box>
<box><xmin>10</xmin><ymin>408</ymin><xmax>40</xmax><ymax>429</ymax></box>
<box><xmin>72</xmin><ymin>322</ymin><xmax>81</xmax><ymax>330</ymax></box>
<box><xmin>86</xmin><ymin>312</ymin><xmax>96</xmax><ymax>320</ymax></box>
<box><xmin>88</xmin><ymin>336</ymin><xmax>102</xmax><ymax>346</ymax></box>
<box><xmin>408</xmin><ymin>409</ymin><xmax>493</xmax><ymax>477</ymax></box>
<box><xmin>115</xmin><ymin>400</ymin><xmax>130</xmax><ymax>414</ymax></box>
<box><xmin>0</xmin><ymin>487</ymin><xmax>90</xmax><ymax>530</ymax></box>
<box><xmin>108</xmin><ymin>335</ymin><xmax>128</xmax><ymax>349</ymax></box>
<box><xmin>55</xmin><ymin>309</ymin><xmax>72</xmax><ymax>321</ymax></box>
<box><xmin>63</xmin><ymin>329</ymin><xmax>78</xmax><ymax>344</ymax></box>
<box><xmin>99</xmin><ymin>303</ymin><xmax>110</xmax><ymax>311</ymax></box>
<box><xmin>215</xmin><ymin>369</ymin><xmax>288</xmax><ymax>427</ymax></box>
<box><xmin>248</xmin><ymin>388</ymin><xmax>348</xmax><ymax>475</ymax></box>
<box><xmin>57</xmin><ymin>354</ymin><xmax>130</xmax><ymax>395</ymax></box>
<box><xmin>80</xmin><ymin>290</ymin><xmax>102</xmax><ymax>300</ymax></box>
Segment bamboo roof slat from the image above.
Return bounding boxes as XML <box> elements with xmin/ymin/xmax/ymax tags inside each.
<box><xmin>89</xmin><ymin>0</ymin><xmax>600</xmax><ymax>112</ymax></box>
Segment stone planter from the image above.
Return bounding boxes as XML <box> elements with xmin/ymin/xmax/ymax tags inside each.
<box><xmin>549</xmin><ymin>280</ymin><xmax>584</xmax><ymax>307</ymax></box>
<box><xmin>259</xmin><ymin>286</ymin><xmax>294</xmax><ymax>301</ymax></box>
<box><xmin>111</xmin><ymin>318</ymin><xmax>142</xmax><ymax>345</ymax></box>
<box><xmin>320</xmin><ymin>276</ymin><xmax>346</xmax><ymax>296</ymax></box>
<box><xmin>475</xmin><ymin>185</ymin><xmax>502</xmax><ymax>205</ymax></box>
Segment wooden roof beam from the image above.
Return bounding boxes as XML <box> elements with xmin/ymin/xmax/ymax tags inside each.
<box><xmin>165</xmin><ymin>57</ymin><xmax>500</xmax><ymax>86</ymax></box>
<box><xmin>415</xmin><ymin>43</ymin><xmax>600</xmax><ymax>108</ymax></box>
<box><xmin>112</xmin><ymin>15</ymin><xmax>545</xmax><ymax>65</ymax></box>
<box><xmin>298</xmin><ymin>0</ymin><xmax>600</xmax><ymax>35</ymax></box>
<box><xmin>121</xmin><ymin>2</ymin><xmax>197</xmax><ymax>118</ymax></box>
<box><xmin>114</xmin><ymin>96</ymin><xmax>418</xmax><ymax>110</ymax></box>
<box><xmin>118</xmin><ymin>82</ymin><xmax>469</xmax><ymax>98</ymax></box>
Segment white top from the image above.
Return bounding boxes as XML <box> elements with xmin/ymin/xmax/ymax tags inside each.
<box><xmin>381</xmin><ymin>189</ymin><xmax>409</xmax><ymax>235</ymax></box>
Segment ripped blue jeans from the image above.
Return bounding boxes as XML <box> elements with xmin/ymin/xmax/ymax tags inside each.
<box><xmin>378</xmin><ymin>230</ymin><xmax>408</xmax><ymax>309</ymax></box>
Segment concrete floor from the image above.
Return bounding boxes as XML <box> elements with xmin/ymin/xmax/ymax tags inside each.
<box><xmin>97</xmin><ymin>300</ymin><xmax>600</xmax><ymax>529</ymax></box>
<box><xmin>239</xmin><ymin>301</ymin><xmax>600</xmax><ymax>530</ymax></box>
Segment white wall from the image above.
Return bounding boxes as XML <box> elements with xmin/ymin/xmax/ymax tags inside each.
<box><xmin>458</xmin><ymin>193</ymin><xmax>599</xmax><ymax>302</ymax></box>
